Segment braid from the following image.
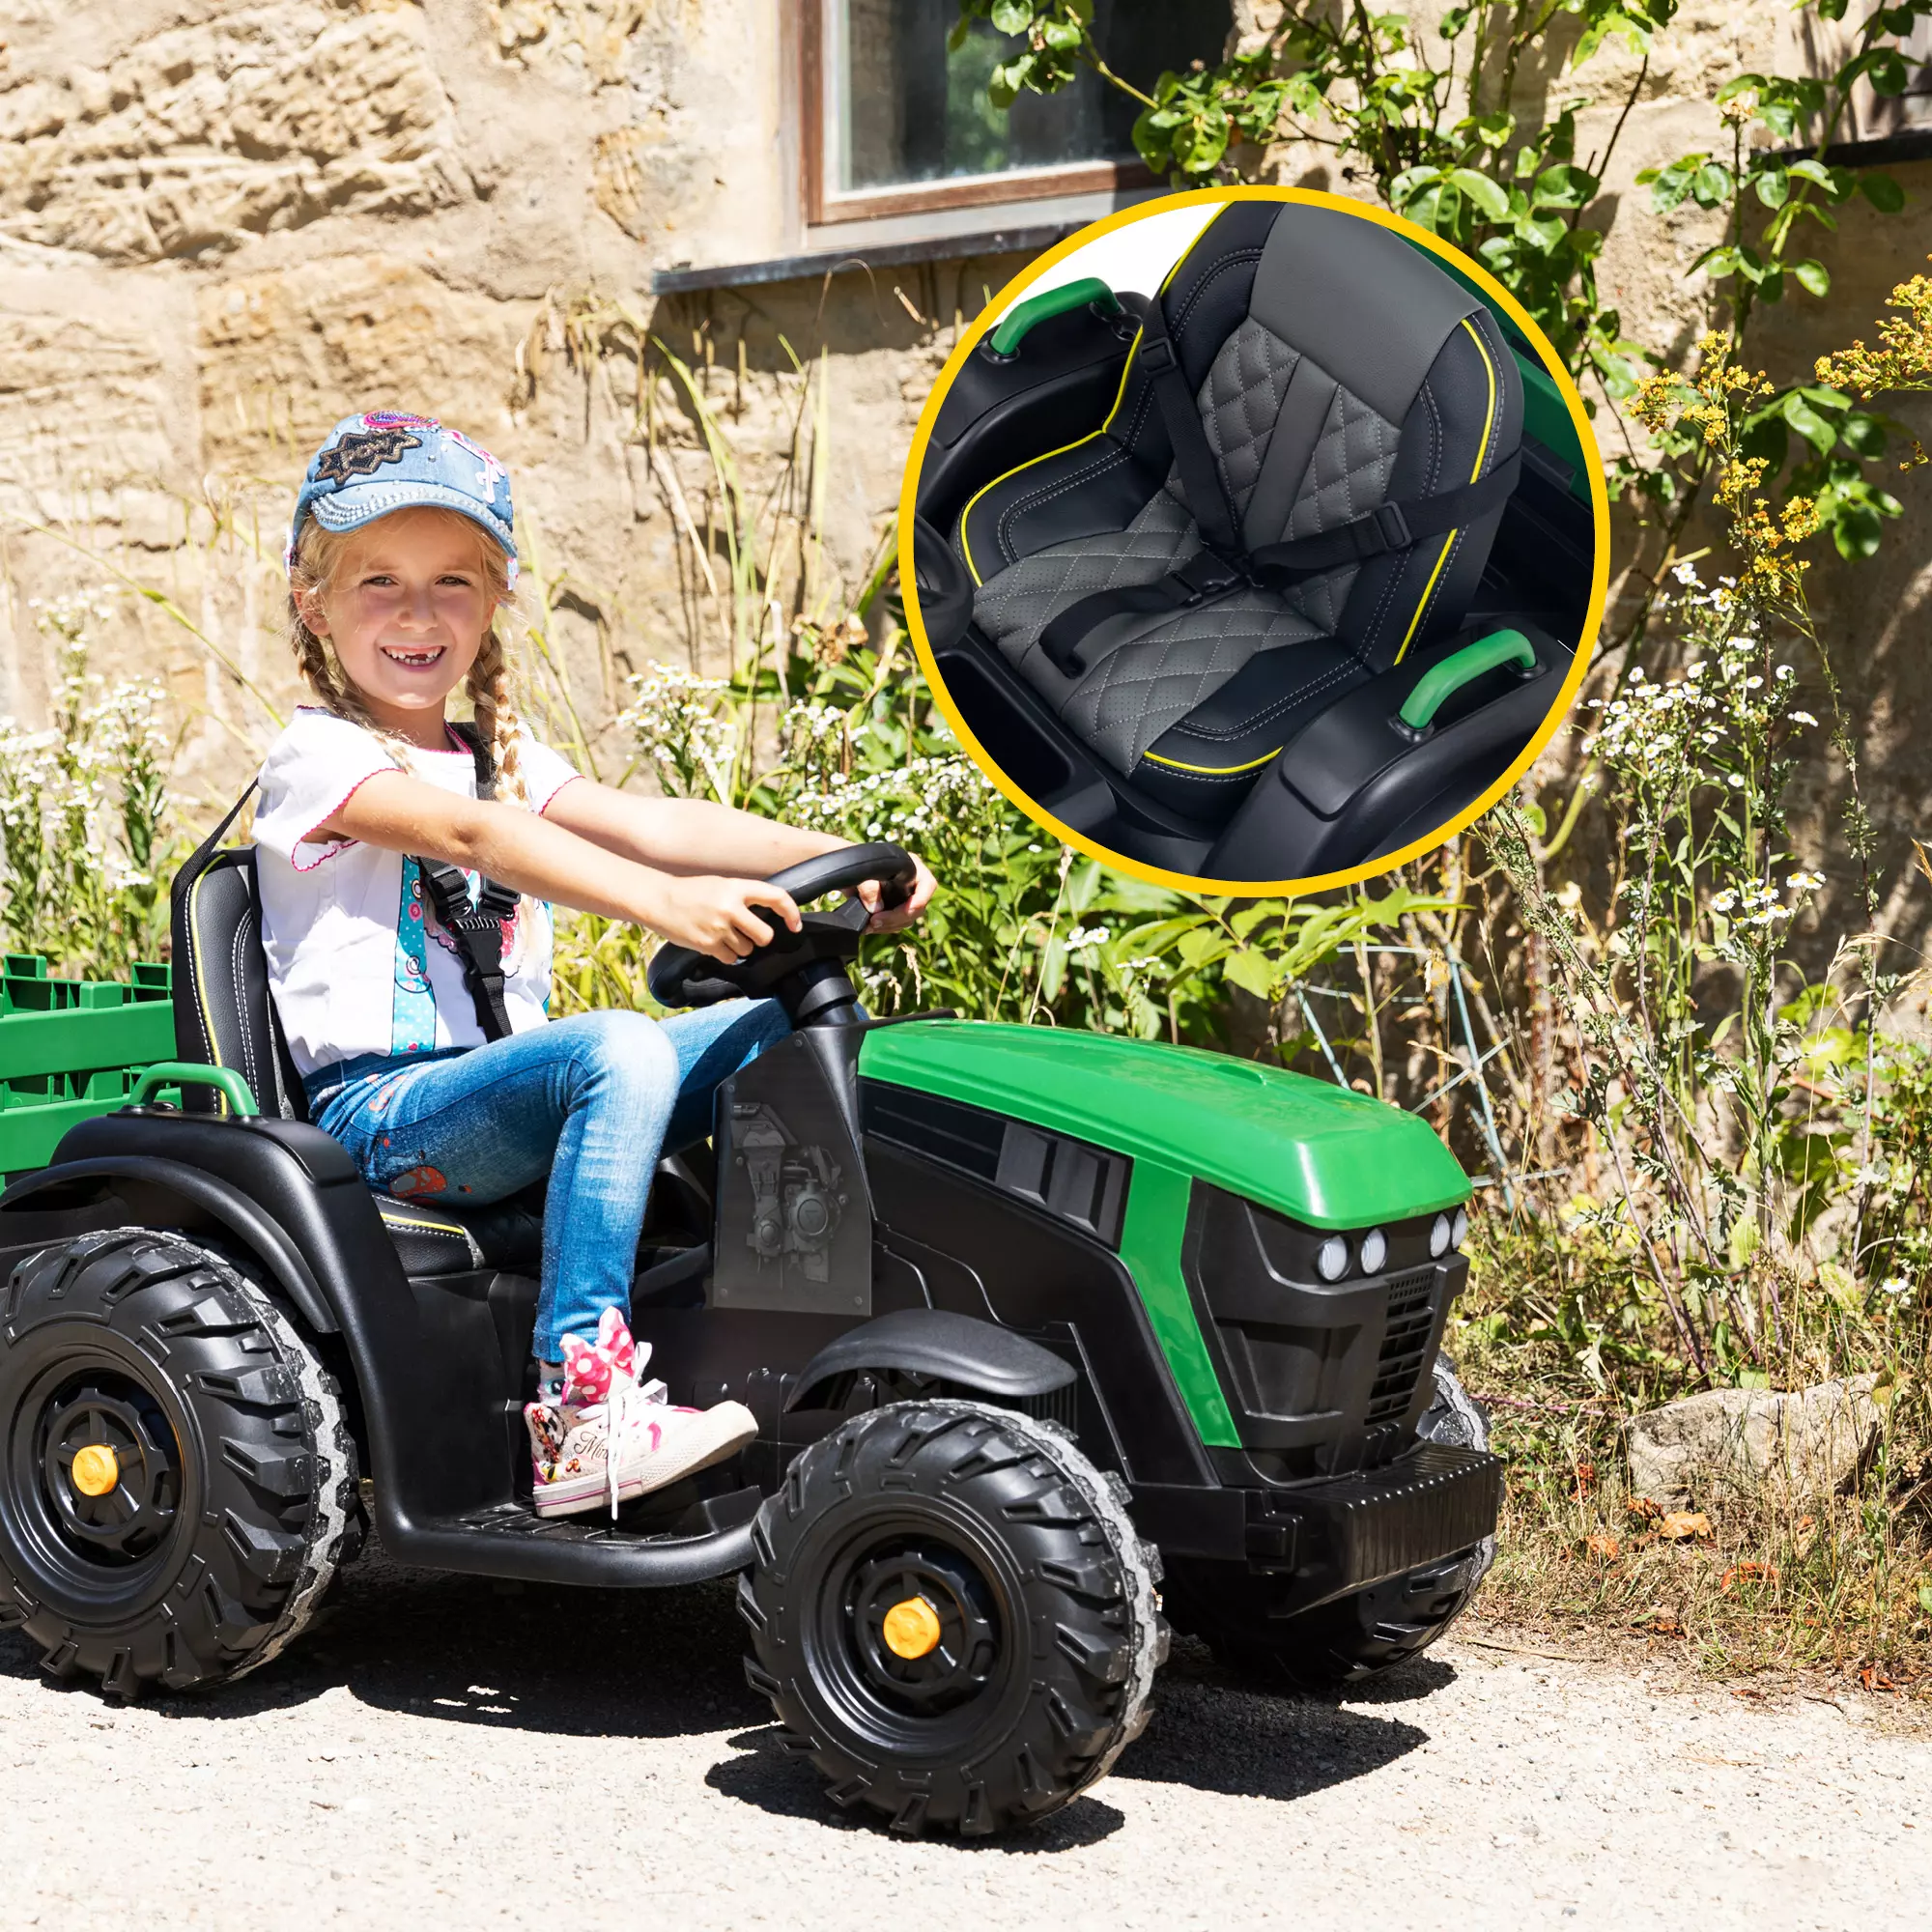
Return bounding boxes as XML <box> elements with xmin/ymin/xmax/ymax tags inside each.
<box><xmin>465</xmin><ymin>624</ymin><xmax>528</xmax><ymax>808</ymax></box>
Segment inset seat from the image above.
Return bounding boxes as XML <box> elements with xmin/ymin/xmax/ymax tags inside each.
<box><xmin>952</xmin><ymin>199</ymin><xmax>1523</xmax><ymax>825</ymax></box>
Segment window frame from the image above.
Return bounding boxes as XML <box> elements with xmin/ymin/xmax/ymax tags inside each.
<box><xmin>797</xmin><ymin>0</ymin><xmax>1154</xmax><ymax>227</ymax></box>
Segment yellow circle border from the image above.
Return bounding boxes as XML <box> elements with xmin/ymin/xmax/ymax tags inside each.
<box><xmin>896</xmin><ymin>184</ymin><xmax>1610</xmax><ymax>896</ymax></box>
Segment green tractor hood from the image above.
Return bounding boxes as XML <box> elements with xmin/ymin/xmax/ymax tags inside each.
<box><xmin>859</xmin><ymin>1021</ymin><xmax>1469</xmax><ymax>1229</ymax></box>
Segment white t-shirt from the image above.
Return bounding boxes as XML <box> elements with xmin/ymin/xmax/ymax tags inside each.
<box><xmin>252</xmin><ymin>707</ymin><xmax>582</xmax><ymax>1078</ymax></box>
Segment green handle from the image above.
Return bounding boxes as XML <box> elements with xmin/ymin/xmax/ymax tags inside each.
<box><xmin>989</xmin><ymin>276</ymin><xmax>1122</xmax><ymax>356</ymax></box>
<box><xmin>1399</xmin><ymin>629</ymin><xmax>1537</xmax><ymax>731</ymax></box>
<box><xmin>131</xmin><ymin>1062</ymin><xmax>260</xmax><ymax>1118</ymax></box>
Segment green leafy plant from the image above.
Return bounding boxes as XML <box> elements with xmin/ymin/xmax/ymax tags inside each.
<box><xmin>0</xmin><ymin>590</ymin><xmax>174</xmax><ymax>979</ymax></box>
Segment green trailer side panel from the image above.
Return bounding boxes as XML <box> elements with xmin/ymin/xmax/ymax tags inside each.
<box><xmin>859</xmin><ymin>1021</ymin><xmax>1470</xmax><ymax>1228</ymax></box>
<box><xmin>0</xmin><ymin>956</ymin><xmax>178</xmax><ymax>1180</ymax></box>
<box><xmin>1118</xmin><ymin>1156</ymin><xmax>1239</xmax><ymax>1445</ymax></box>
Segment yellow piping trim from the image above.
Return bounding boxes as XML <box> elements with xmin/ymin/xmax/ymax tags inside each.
<box><xmin>958</xmin><ymin>355</ymin><xmax>1137</xmax><ymax>587</ymax></box>
<box><xmin>185</xmin><ymin>870</ymin><xmax>232</xmax><ymax>1119</ymax></box>
<box><xmin>1393</xmin><ymin>315</ymin><xmax>1498</xmax><ymax>667</ymax></box>
<box><xmin>958</xmin><ymin>203</ymin><xmax>1229</xmax><ymax>588</ymax></box>
<box><xmin>1142</xmin><ymin>747</ymin><xmax>1281</xmax><ymax>777</ymax></box>
<box><xmin>379</xmin><ymin>1211</ymin><xmax>471</xmax><ymax>1237</ymax></box>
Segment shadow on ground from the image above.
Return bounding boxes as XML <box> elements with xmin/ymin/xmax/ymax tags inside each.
<box><xmin>0</xmin><ymin>1541</ymin><xmax>756</xmax><ymax>1743</ymax></box>
<box><xmin>1</xmin><ymin>1549</ymin><xmax>1436</xmax><ymax>1831</ymax></box>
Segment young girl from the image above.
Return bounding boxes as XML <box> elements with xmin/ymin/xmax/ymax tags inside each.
<box><xmin>255</xmin><ymin>411</ymin><xmax>936</xmax><ymax>1518</ymax></box>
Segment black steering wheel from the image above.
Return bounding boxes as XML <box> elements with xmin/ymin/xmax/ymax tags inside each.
<box><xmin>645</xmin><ymin>841</ymin><xmax>919</xmax><ymax>1027</ymax></box>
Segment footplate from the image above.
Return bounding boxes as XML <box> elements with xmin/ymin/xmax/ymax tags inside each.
<box><xmin>1251</xmin><ymin>1441</ymin><xmax>1502</xmax><ymax>1611</ymax></box>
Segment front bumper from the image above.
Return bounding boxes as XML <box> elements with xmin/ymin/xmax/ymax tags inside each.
<box><xmin>1132</xmin><ymin>1440</ymin><xmax>1502</xmax><ymax>1612</ymax></box>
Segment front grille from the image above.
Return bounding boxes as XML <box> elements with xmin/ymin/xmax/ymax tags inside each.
<box><xmin>1365</xmin><ymin>1265</ymin><xmax>1438</xmax><ymax>1424</ymax></box>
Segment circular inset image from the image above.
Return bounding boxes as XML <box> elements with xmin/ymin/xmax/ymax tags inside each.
<box><xmin>901</xmin><ymin>187</ymin><xmax>1608</xmax><ymax>892</ymax></box>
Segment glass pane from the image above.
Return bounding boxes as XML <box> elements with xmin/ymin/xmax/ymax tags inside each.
<box><xmin>831</xmin><ymin>0</ymin><xmax>1231</xmax><ymax>194</ymax></box>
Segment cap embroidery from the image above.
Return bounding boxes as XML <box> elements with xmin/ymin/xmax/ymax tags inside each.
<box><xmin>315</xmin><ymin>427</ymin><xmax>423</xmax><ymax>485</ymax></box>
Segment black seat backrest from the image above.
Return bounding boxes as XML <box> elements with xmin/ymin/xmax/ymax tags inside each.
<box><xmin>170</xmin><ymin>846</ymin><xmax>308</xmax><ymax>1122</ymax></box>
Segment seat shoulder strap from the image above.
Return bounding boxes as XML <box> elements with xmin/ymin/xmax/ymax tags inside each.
<box><xmin>1247</xmin><ymin>455</ymin><xmax>1520</xmax><ymax>586</ymax></box>
<box><xmin>172</xmin><ymin>779</ymin><xmax>260</xmax><ymax>908</ymax></box>
<box><xmin>1125</xmin><ymin>291</ymin><xmax>1242</xmax><ymax>560</ymax></box>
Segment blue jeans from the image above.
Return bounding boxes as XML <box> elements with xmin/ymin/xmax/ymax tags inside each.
<box><xmin>308</xmin><ymin>1002</ymin><xmax>789</xmax><ymax>1358</ymax></box>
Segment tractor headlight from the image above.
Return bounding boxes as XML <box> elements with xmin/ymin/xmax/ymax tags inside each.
<box><xmin>1430</xmin><ymin>1212</ymin><xmax>1453</xmax><ymax>1258</ymax></box>
<box><xmin>1315</xmin><ymin>1235</ymin><xmax>1350</xmax><ymax>1281</ymax></box>
<box><xmin>1451</xmin><ymin>1207</ymin><xmax>1468</xmax><ymax>1249</ymax></box>
<box><xmin>1358</xmin><ymin>1227</ymin><xmax>1387</xmax><ymax>1274</ymax></box>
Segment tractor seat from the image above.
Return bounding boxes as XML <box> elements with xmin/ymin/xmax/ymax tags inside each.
<box><xmin>170</xmin><ymin>845</ymin><xmax>546</xmax><ymax>1279</ymax></box>
<box><xmin>951</xmin><ymin>199</ymin><xmax>1524</xmax><ymax>826</ymax></box>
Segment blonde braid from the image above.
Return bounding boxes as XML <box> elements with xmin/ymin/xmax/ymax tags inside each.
<box><xmin>465</xmin><ymin>624</ymin><xmax>529</xmax><ymax>808</ymax></box>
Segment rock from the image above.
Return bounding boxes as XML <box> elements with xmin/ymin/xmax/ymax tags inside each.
<box><xmin>1626</xmin><ymin>1377</ymin><xmax>1883</xmax><ymax>1509</ymax></box>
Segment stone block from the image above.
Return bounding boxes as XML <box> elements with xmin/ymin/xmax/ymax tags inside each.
<box><xmin>1626</xmin><ymin>1377</ymin><xmax>1883</xmax><ymax>1509</ymax></box>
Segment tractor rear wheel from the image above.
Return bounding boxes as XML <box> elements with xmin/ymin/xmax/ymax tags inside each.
<box><xmin>0</xmin><ymin>1229</ymin><xmax>356</xmax><ymax>1697</ymax></box>
<box><xmin>740</xmin><ymin>1401</ymin><xmax>1165</xmax><ymax>1836</ymax></box>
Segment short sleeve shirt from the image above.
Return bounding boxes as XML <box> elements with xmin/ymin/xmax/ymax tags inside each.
<box><xmin>252</xmin><ymin>708</ymin><xmax>582</xmax><ymax>1078</ymax></box>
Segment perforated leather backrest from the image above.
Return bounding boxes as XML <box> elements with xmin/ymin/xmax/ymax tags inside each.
<box><xmin>170</xmin><ymin>847</ymin><xmax>308</xmax><ymax>1122</ymax></box>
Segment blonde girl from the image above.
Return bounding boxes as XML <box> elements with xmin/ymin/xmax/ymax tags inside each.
<box><xmin>255</xmin><ymin>412</ymin><xmax>935</xmax><ymax>1515</ymax></box>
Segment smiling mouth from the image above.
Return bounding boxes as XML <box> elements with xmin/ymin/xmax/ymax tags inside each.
<box><xmin>381</xmin><ymin>644</ymin><xmax>446</xmax><ymax>668</ymax></box>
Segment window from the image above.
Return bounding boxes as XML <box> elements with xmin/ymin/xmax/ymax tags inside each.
<box><xmin>803</xmin><ymin>0</ymin><xmax>1233</xmax><ymax>224</ymax></box>
<box><xmin>1786</xmin><ymin>8</ymin><xmax>1932</xmax><ymax>148</ymax></box>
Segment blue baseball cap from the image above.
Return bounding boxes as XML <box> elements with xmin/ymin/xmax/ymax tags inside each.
<box><xmin>288</xmin><ymin>412</ymin><xmax>518</xmax><ymax>586</ymax></box>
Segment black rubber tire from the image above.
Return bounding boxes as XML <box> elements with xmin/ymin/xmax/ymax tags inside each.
<box><xmin>0</xmin><ymin>1229</ymin><xmax>356</xmax><ymax>1697</ymax></box>
<box><xmin>739</xmin><ymin>1401</ymin><xmax>1166</xmax><ymax>1836</ymax></box>
<box><xmin>1167</xmin><ymin>1360</ymin><xmax>1493</xmax><ymax>1693</ymax></box>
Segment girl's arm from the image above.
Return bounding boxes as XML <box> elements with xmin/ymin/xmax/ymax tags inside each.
<box><xmin>321</xmin><ymin>771</ymin><xmax>801</xmax><ymax>963</ymax></box>
<box><xmin>545</xmin><ymin>781</ymin><xmax>936</xmax><ymax>932</ymax></box>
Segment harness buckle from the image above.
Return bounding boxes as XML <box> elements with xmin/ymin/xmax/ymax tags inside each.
<box><xmin>1173</xmin><ymin>551</ymin><xmax>1246</xmax><ymax>605</ymax></box>
<box><xmin>1139</xmin><ymin>335</ymin><xmax>1178</xmax><ymax>375</ymax></box>
<box><xmin>1361</xmin><ymin>501</ymin><xmax>1412</xmax><ymax>557</ymax></box>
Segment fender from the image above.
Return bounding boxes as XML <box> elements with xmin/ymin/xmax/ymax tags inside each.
<box><xmin>785</xmin><ymin>1305</ymin><xmax>1076</xmax><ymax>1411</ymax></box>
<box><xmin>0</xmin><ymin>1153</ymin><xmax>340</xmax><ymax>1336</ymax></box>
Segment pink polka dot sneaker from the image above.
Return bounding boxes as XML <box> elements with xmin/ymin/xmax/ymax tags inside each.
<box><xmin>523</xmin><ymin>1309</ymin><xmax>755</xmax><ymax>1520</ymax></box>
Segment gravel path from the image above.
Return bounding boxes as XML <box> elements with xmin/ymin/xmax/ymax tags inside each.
<box><xmin>3</xmin><ymin>1549</ymin><xmax>1925</xmax><ymax>1930</ymax></box>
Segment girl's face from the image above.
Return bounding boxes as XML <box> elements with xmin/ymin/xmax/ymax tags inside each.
<box><xmin>299</xmin><ymin>508</ymin><xmax>498</xmax><ymax>736</ymax></box>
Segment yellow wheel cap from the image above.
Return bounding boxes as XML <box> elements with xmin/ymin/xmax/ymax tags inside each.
<box><xmin>71</xmin><ymin>1444</ymin><xmax>120</xmax><ymax>1496</ymax></box>
<box><xmin>881</xmin><ymin>1595</ymin><xmax>943</xmax><ymax>1660</ymax></box>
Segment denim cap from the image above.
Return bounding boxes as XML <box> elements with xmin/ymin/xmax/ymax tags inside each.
<box><xmin>288</xmin><ymin>412</ymin><xmax>518</xmax><ymax>587</ymax></box>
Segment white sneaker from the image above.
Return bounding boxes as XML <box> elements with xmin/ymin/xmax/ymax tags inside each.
<box><xmin>524</xmin><ymin>1310</ymin><xmax>755</xmax><ymax>1520</ymax></box>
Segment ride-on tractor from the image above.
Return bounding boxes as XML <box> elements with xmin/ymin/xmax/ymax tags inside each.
<box><xmin>0</xmin><ymin>838</ymin><xmax>1500</xmax><ymax>1836</ymax></box>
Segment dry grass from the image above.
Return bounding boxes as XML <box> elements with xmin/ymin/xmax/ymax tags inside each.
<box><xmin>1461</xmin><ymin>1373</ymin><xmax>1932</xmax><ymax>1695</ymax></box>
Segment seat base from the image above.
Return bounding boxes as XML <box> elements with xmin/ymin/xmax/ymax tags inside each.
<box><xmin>935</xmin><ymin>611</ymin><xmax>1575</xmax><ymax>884</ymax></box>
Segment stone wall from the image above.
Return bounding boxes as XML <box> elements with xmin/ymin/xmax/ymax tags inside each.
<box><xmin>0</xmin><ymin>0</ymin><xmax>1926</xmax><ymax>933</ymax></box>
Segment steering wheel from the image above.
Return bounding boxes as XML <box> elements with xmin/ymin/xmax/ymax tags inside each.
<box><xmin>645</xmin><ymin>841</ymin><xmax>919</xmax><ymax>1026</ymax></box>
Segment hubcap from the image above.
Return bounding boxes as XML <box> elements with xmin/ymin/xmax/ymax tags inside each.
<box><xmin>881</xmin><ymin>1594</ymin><xmax>943</xmax><ymax>1660</ymax></box>
<box><xmin>847</xmin><ymin>1545</ymin><xmax>998</xmax><ymax>1713</ymax></box>
<box><xmin>71</xmin><ymin>1443</ymin><xmax>121</xmax><ymax>1496</ymax></box>
<box><xmin>38</xmin><ymin>1376</ymin><xmax>181</xmax><ymax>1564</ymax></box>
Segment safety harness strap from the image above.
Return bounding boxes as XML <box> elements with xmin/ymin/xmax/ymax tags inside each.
<box><xmin>1126</xmin><ymin>291</ymin><xmax>1242</xmax><ymax>561</ymax></box>
<box><xmin>419</xmin><ymin>721</ymin><xmax>521</xmax><ymax>1044</ymax></box>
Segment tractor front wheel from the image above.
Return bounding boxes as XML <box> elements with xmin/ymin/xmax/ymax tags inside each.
<box><xmin>740</xmin><ymin>1401</ymin><xmax>1165</xmax><ymax>1836</ymax></box>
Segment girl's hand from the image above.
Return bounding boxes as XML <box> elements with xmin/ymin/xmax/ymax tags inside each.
<box><xmin>856</xmin><ymin>853</ymin><xmax>938</xmax><ymax>933</ymax></box>
<box><xmin>652</xmin><ymin>875</ymin><xmax>802</xmax><ymax>964</ymax></box>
